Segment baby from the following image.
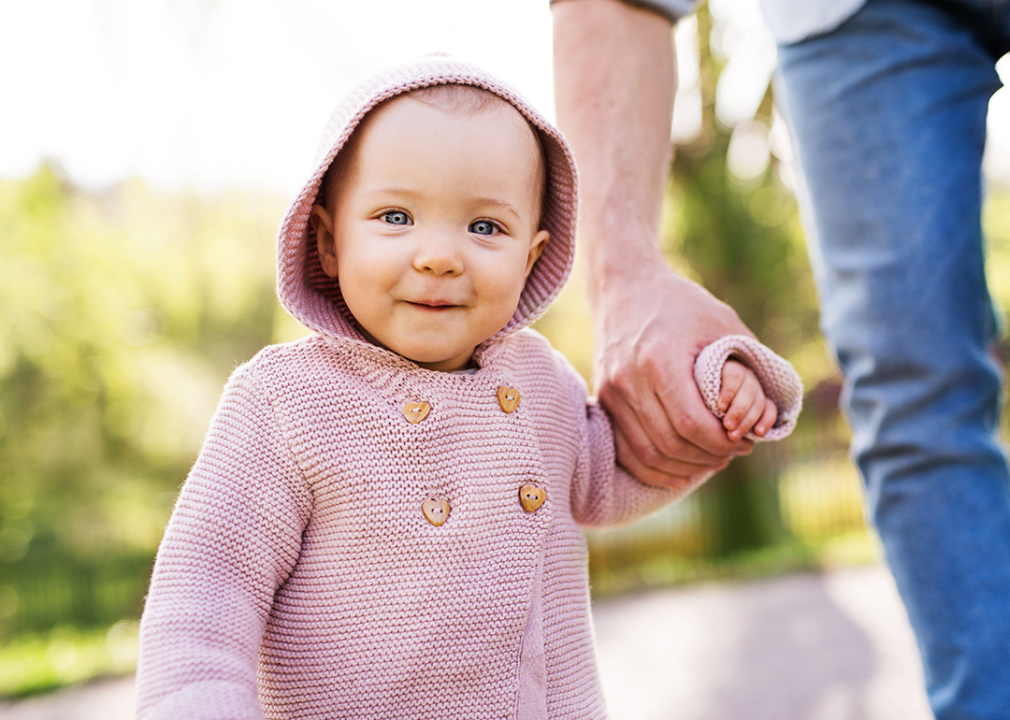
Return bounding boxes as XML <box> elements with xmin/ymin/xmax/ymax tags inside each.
<box><xmin>136</xmin><ymin>56</ymin><xmax>801</xmax><ymax>720</ymax></box>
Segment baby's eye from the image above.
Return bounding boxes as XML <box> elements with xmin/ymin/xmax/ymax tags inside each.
<box><xmin>382</xmin><ymin>211</ymin><xmax>411</xmax><ymax>226</ymax></box>
<box><xmin>469</xmin><ymin>220</ymin><xmax>498</xmax><ymax>236</ymax></box>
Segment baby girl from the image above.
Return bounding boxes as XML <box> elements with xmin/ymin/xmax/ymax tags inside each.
<box><xmin>136</xmin><ymin>55</ymin><xmax>801</xmax><ymax>720</ymax></box>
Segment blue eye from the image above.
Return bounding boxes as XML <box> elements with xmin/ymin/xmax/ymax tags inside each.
<box><xmin>382</xmin><ymin>211</ymin><xmax>411</xmax><ymax>226</ymax></box>
<box><xmin>470</xmin><ymin>220</ymin><xmax>497</xmax><ymax>236</ymax></box>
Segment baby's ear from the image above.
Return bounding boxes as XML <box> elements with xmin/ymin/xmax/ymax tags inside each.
<box><xmin>310</xmin><ymin>204</ymin><xmax>339</xmax><ymax>278</ymax></box>
<box><xmin>524</xmin><ymin>229</ymin><xmax>550</xmax><ymax>278</ymax></box>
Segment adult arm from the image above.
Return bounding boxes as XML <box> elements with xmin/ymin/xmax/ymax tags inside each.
<box><xmin>552</xmin><ymin>0</ymin><xmax>755</xmax><ymax>488</ymax></box>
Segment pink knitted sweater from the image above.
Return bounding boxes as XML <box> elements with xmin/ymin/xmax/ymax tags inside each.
<box><xmin>136</xmin><ymin>57</ymin><xmax>802</xmax><ymax>720</ymax></box>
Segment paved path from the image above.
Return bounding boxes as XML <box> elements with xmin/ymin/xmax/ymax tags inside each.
<box><xmin>0</xmin><ymin>564</ymin><xmax>931</xmax><ymax>720</ymax></box>
<box><xmin>594</xmin><ymin>564</ymin><xmax>931</xmax><ymax>720</ymax></box>
<box><xmin>0</xmin><ymin>676</ymin><xmax>136</xmax><ymax>720</ymax></box>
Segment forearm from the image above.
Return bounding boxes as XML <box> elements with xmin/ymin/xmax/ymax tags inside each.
<box><xmin>552</xmin><ymin>0</ymin><xmax>676</xmax><ymax>300</ymax></box>
<box><xmin>137</xmin><ymin>369</ymin><xmax>309</xmax><ymax>719</ymax></box>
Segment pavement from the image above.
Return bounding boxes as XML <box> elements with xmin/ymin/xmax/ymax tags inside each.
<box><xmin>0</xmin><ymin>564</ymin><xmax>932</xmax><ymax>720</ymax></box>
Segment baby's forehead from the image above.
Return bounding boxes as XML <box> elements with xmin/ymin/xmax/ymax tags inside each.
<box><xmin>325</xmin><ymin>84</ymin><xmax>547</xmax><ymax>212</ymax></box>
<box><xmin>382</xmin><ymin>85</ymin><xmax>542</xmax><ymax>157</ymax></box>
<box><xmin>391</xmin><ymin>87</ymin><xmax>547</xmax><ymax>211</ymax></box>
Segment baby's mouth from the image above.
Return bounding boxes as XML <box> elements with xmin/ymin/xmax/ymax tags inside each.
<box><xmin>407</xmin><ymin>299</ymin><xmax>458</xmax><ymax>310</ymax></box>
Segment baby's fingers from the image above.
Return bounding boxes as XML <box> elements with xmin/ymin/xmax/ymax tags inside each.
<box><xmin>718</xmin><ymin>360</ymin><xmax>747</xmax><ymax>413</ymax></box>
<box><xmin>753</xmin><ymin>398</ymin><xmax>779</xmax><ymax>437</ymax></box>
<box><xmin>733</xmin><ymin>388</ymin><xmax>772</xmax><ymax>440</ymax></box>
<box><xmin>722</xmin><ymin>375</ymin><xmax>760</xmax><ymax>438</ymax></box>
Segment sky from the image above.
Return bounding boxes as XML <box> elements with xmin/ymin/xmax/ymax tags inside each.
<box><xmin>1</xmin><ymin>0</ymin><xmax>1008</xmax><ymax>196</ymax></box>
<box><xmin>0</xmin><ymin>0</ymin><xmax>555</xmax><ymax>195</ymax></box>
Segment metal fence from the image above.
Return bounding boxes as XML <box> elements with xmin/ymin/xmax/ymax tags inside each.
<box><xmin>585</xmin><ymin>422</ymin><xmax>868</xmax><ymax>579</ymax></box>
<box><xmin>0</xmin><ymin>556</ymin><xmax>152</xmax><ymax>637</ymax></box>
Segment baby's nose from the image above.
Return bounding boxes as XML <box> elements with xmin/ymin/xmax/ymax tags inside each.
<box><xmin>413</xmin><ymin>233</ymin><xmax>464</xmax><ymax>276</ymax></box>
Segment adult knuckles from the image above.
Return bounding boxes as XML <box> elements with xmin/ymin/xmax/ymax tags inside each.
<box><xmin>636</xmin><ymin>341</ymin><xmax>673</xmax><ymax>379</ymax></box>
<box><xmin>670</xmin><ymin>408</ymin><xmax>702</xmax><ymax>442</ymax></box>
<box><xmin>616</xmin><ymin>425</ymin><xmax>663</xmax><ymax>466</ymax></box>
<box><xmin>652</xmin><ymin>426</ymin><xmax>687</xmax><ymax>458</ymax></box>
<box><xmin>634</xmin><ymin>441</ymin><xmax>669</xmax><ymax>469</ymax></box>
<box><xmin>627</xmin><ymin>457</ymin><xmax>684</xmax><ymax>488</ymax></box>
<box><xmin>596</xmin><ymin>381</ymin><xmax>629</xmax><ymax>413</ymax></box>
<box><xmin>606</xmin><ymin>364</ymin><xmax>642</xmax><ymax>399</ymax></box>
<box><xmin>642</xmin><ymin>469</ymin><xmax>702</xmax><ymax>490</ymax></box>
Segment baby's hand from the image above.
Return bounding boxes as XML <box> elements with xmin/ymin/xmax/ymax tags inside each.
<box><xmin>717</xmin><ymin>360</ymin><xmax>778</xmax><ymax>441</ymax></box>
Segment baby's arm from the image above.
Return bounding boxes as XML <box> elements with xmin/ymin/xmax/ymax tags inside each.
<box><xmin>136</xmin><ymin>366</ymin><xmax>311</xmax><ymax>720</ymax></box>
<box><xmin>568</xmin><ymin>334</ymin><xmax>803</xmax><ymax>528</ymax></box>
<box><xmin>718</xmin><ymin>360</ymin><xmax>778</xmax><ymax>441</ymax></box>
<box><xmin>559</xmin><ymin>348</ymin><xmax>702</xmax><ymax>529</ymax></box>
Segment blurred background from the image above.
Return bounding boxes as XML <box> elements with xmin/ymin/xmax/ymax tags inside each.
<box><xmin>1</xmin><ymin>0</ymin><xmax>1009</xmax><ymax>704</ymax></box>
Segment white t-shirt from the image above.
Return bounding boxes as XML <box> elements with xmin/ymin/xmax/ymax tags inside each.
<box><xmin>555</xmin><ymin>0</ymin><xmax>868</xmax><ymax>45</ymax></box>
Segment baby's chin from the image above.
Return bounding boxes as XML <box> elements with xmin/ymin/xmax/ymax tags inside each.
<box><xmin>353</xmin><ymin>325</ymin><xmax>478</xmax><ymax>372</ymax></box>
<box><xmin>404</xmin><ymin>345</ymin><xmax>479</xmax><ymax>373</ymax></box>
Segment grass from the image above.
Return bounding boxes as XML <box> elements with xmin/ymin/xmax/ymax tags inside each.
<box><xmin>588</xmin><ymin>528</ymin><xmax>882</xmax><ymax>599</ymax></box>
<box><xmin>0</xmin><ymin>620</ymin><xmax>138</xmax><ymax>698</ymax></box>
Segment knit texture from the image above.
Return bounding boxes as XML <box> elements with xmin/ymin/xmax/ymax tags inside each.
<box><xmin>693</xmin><ymin>334</ymin><xmax>803</xmax><ymax>441</ymax></box>
<box><xmin>136</xmin><ymin>56</ymin><xmax>802</xmax><ymax>720</ymax></box>
<box><xmin>137</xmin><ymin>329</ymin><xmax>701</xmax><ymax>720</ymax></box>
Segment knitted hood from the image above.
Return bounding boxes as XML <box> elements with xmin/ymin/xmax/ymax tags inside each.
<box><xmin>276</xmin><ymin>55</ymin><xmax>579</xmax><ymax>353</ymax></box>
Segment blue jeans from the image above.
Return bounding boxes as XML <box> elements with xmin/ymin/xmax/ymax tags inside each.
<box><xmin>776</xmin><ymin>1</ymin><xmax>1010</xmax><ymax>717</ymax></box>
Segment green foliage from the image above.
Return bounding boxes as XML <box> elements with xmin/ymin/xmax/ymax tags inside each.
<box><xmin>2</xmin><ymin>13</ymin><xmax>1009</xmax><ymax>693</ymax></box>
<box><xmin>985</xmin><ymin>192</ymin><xmax>1010</xmax><ymax>324</ymax></box>
<box><xmin>0</xmin><ymin>621</ymin><xmax>138</xmax><ymax>697</ymax></box>
<box><xmin>658</xmin><ymin>8</ymin><xmax>830</xmax><ymax>555</ymax></box>
<box><xmin>587</xmin><ymin>529</ymin><xmax>881</xmax><ymax>598</ymax></box>
<box><xmin>0</xmin><ymin>166</ymin><xmax>286</xmax><ymax>639</ymax></box>
<box><xmin>667</xmin><ymin>8</ymin><xmax>824</xmax><ymax>380</ymax></box>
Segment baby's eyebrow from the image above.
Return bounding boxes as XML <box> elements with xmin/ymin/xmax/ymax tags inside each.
<box><xmin>365</xmin><ymin>186</ymin><xmax>422</xmax><ymax>200</ymax></box>
<box><xmin>470</xmin><ymin>197</ymin><xmax>522</xmax><ymax>221</ymax></box>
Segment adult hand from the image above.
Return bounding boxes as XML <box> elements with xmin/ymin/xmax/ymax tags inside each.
<box><xmin>593</xmin><ymin>253</ymin><xmax>755</xmax><ymax>488</ymax></box>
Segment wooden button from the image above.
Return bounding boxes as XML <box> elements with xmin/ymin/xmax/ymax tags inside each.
<box><xmin>422</xmin><ymin>497</ymin><xmax>450</xmax><ymax>526</ymax></box>
<box><xmin>403</xmin><ymin>402</ymin><xmax>431</xmax><ymax>424</ymax></box>
<box><xmin>497</xmin><ymin>387</ymin><xmax>520</xmax><ymax>413</ymax></box>
<box><xmin>519</xmin><ymin>485</ymin><xmax>546</xmax><ymax>513</ymax></box>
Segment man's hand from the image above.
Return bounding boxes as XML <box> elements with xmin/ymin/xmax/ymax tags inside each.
<box><xmin>593</xmin><ymin>256</ymin><xmax>755</xmax><ymax>488</ymax></box>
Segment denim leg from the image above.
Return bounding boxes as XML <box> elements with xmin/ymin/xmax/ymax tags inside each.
<box><xmin>777</xmin><ymin>1</ymin><xmax>1010</xmax><ymax>717</ymax></box>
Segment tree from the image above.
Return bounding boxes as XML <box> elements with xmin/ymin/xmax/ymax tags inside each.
<box><xmin>665</xmin><ymin>6</ymin><xmax>822</xmax><ymax>555</ymax></box>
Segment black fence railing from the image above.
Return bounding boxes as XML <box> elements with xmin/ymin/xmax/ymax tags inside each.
<box><xmin>0</xmin><ymin>554</ymin><xmax>153</xmax><ymax>638</ymax></box>
<box><xmin>585</xmin><ymin>422</ymin><xmax>868</xmax><ymax>581</ymax></box>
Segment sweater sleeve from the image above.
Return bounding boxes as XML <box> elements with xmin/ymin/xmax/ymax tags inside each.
<box><xmin>136</xmin><ymin>365</ymin><xmax>312</xmax><ymax>720</ymax></box>
<box><xmin>564</xmin><ymin>355</ymin><xmax>707</xmax><ymax>529</ymax></box>
<box><xmin>693</xmin><ymin>334</ymin><xmax>804</xmax><ymax>442</ymax></box>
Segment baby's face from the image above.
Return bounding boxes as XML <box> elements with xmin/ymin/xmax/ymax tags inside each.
<box><xmin>311</xmin><ymin>94</ymin><xmax>549</xmax><ymax>372</ymax></box>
